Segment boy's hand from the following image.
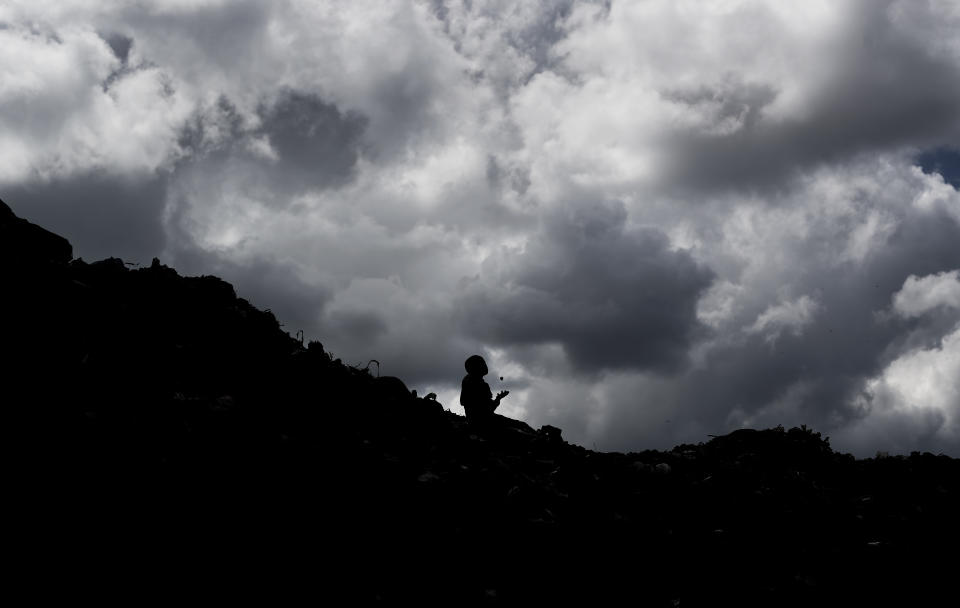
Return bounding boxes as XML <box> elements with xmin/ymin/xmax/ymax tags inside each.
<box><xmin>495</xmin><ymin>390</ymin><xmax>509</xmax><ymax>402</ymax></box>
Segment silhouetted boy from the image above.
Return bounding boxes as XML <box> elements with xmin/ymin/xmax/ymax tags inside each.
<box><xmin>460</xmin><ymin>354</ymin><xmax>509</xmax><ymax>426</ymax></box>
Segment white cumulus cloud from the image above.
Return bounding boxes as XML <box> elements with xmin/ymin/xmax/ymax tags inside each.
<box><xmin>893</xmin><ymin>270</ymin><xmax>960</xmax><ymax>318</ymax></box>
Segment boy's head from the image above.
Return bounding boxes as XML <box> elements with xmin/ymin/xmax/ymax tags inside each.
<box><xmin>464</xmin><ymin>354</ymin><xmax>488</xmax><ymax>376</ymax></box>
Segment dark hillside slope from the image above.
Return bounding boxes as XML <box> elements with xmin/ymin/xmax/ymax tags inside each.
<box><xmin>3</xmin><ymin>198</ymin><xmax>959</xmax><ymax>606</ymax></box>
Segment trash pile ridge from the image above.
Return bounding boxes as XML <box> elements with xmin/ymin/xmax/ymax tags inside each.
<box><xmin>3</xmin><ymin>198</ymin><xmax>959</xmax><ymax>606</ymax></box>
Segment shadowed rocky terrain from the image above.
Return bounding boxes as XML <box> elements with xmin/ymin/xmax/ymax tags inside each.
<box><xmin>3</xmin><ymin>198</ymin><xmax>958</xmax><ymax>606</ymax></box>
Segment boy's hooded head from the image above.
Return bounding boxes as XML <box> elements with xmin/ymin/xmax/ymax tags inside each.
<box><xmin>464</xmin><ymin>354</ymin><xmax>488</xmax><ymax>376</ymax></box>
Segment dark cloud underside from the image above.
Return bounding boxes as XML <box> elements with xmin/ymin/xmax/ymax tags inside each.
<box><xmin>258</xmin><ymin>90</ymin><xmax>368</xmax><ymax>190</ymax></box>
<box><xmin>459</xmin><ymin>199</ymin><xmax>714</xmax><ymax>373</ymax></box>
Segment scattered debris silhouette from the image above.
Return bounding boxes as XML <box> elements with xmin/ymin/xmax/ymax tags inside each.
<box><xmin>2</xmin><ymin>198</ymin><xmax>958</xmax><ymax>605</ymax></box>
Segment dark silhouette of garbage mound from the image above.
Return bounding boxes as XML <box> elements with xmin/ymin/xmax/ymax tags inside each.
<box><xmin>1</xmin><ymin>198</ymin><xmax>72</xmax><ymax>266</ymax></box>
<box><xmin>3</xmin><ymin>198</ymin><xmax>959</xmax><ymax>606</ymax></box>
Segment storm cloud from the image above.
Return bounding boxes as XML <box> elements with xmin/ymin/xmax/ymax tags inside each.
<box><xmin>3</xmin><ymin>0</ymin><xmax>960</xmax><ymax>456</ymax></box>
<box><xmin>457</xmin><ymin>198</ymin><xmax>714</xmax><ymax>373</ymax></box>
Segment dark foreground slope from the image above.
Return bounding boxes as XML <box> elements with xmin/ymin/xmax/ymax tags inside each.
<box><xmin>3</xmin><ymin>199</ymin><xmax>959</xmax><ymax>606</ymax></box>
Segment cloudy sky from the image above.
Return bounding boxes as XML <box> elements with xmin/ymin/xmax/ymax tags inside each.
<box><xmin>3</xmin><ymin>0</ymin><xmax>960</xmax><ymax>456</ymax></box>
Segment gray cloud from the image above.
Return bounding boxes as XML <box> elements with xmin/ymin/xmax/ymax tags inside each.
<box><xmin>116</xmin><ymin>0</ymin><xmax>273</xmax><ymax>79</ymax></box>
<box><xmin>166</xmin><ymin>88</ymin><xmax>367</xmax><ymax>225</ymax></box>
<box><xmin>659</xmin><ymin>10</ymin><xmax>960</xmax><ymax>195</ymax></box>
<box><xmin>102</xmin><ymin>32</ymin><xmax>132</xmax><ymax>64</ymax></box>
<box><xmin>257</xmin><ymin>90</ymin><xmax>367</xmax><ymax>190</ymax></box>
<box><xmin>457</xmin><ymin>198</ymin><xmax>714</xmax><ymax>373</ymax></box>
